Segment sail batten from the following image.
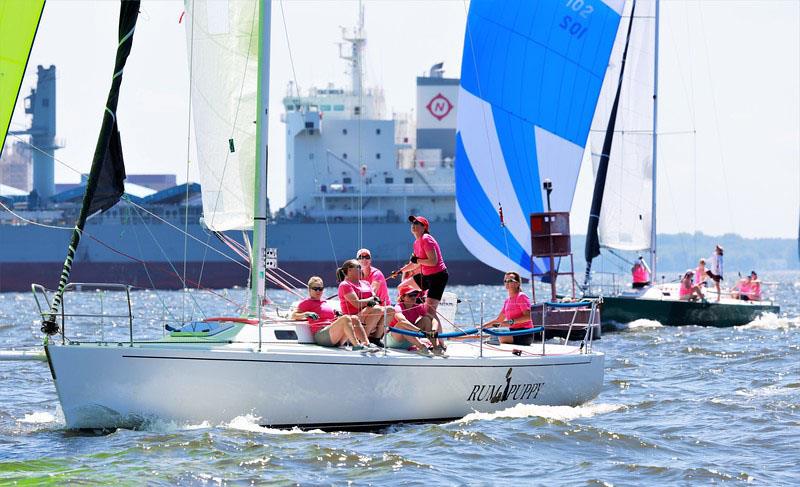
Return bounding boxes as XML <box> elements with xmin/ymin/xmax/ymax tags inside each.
<box><xmin>456</xmin><ymin>0</ymin><xmax>623</xmax><ymax>278</ymax></box>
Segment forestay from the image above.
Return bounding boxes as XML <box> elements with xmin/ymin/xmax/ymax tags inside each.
<box><xmin>591</xmin><ymin>0</ymin><xmax>655</xmax><ymax>252</ymax></box>
<box><xmin>184</xmin><ymin>0</ymin><xmax>259</xmax><ymax>232</ymax></box>
<box><xmin>455</xmin><ymin>0</ymin><xmax>624</xmax><ymax>278</ymax></box>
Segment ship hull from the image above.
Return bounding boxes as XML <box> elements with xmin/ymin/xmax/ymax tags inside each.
<box><xmin>0</xmin><ymin>220</ymin><xmax>508</xmax><ymax>291</ymax></box>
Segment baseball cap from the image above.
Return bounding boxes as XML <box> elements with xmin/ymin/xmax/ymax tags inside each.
<box><xmin>408</xmin><ymin>215</ymin><xmax>430</xmax><ymax>231</ymax></box>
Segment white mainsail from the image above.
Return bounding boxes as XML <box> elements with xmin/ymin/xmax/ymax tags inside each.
<box><xmin>590</xmin><ymin>0</ymin><xmax>656</xmax><ymax>252</ymax></box>
<box><xmin>184</xmin><ymin>0</ymin><xmax>259</xmax><ymax>232</ymax></box>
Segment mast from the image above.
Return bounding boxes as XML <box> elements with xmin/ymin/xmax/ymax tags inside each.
<box><xmin>650</xmin><ymin>0</ymin><xmax>660</xmax><ymax>278</ymax></box>
<box><xmin>250</xmin><ymin>0</ymin><xmax>271</xmax><ymax>318</ymax></box>
<box><xmin>339</xmin><ymin>0</ymin><xmax>366</xmax><ymax>98</ymax></box>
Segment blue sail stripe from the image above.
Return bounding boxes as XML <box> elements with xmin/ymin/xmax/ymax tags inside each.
<box><xmin>455</xmin><ymin>133</ymin><xmax>533</xmax><ymax>271</ymax></box>
<box><xmin>456</xmin><ymin>0</ymin><xmax>622</xmax><ymax>278</ymax></box>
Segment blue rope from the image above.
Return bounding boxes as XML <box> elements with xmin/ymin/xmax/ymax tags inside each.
<box><xmin>387</xmin><ymin>327</ymin><xmax>479</xmax><ymax>339</ymax></box>
<box><xmin>386</xmin><ymin>326</ymin><xmax>544</xmax><ymax>338</ymax></box>
<box><xmin>484</xmin><ymin>326</ymin><xmax>544</xmax><ymax>337</ymax></box>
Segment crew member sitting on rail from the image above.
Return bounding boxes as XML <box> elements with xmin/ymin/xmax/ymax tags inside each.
<box><xmin>732</xmin><ymin>271</ymin><xmax>761</xmax><ymax>301</ymax></box>
<box><xmin>337</xmin><ymin>259</ymin><xmax>395</xmax><ymax>346</ymax></box>
<box><xmin>679</xmin><ymin>270</ymin><xmax>705</xmax><ymax>301</ymax></box>
<box><xmin>695</xmin><ymin>259</ymin><xmax>708</xmax><ymax>287</ymax></box>
<box><xmin>292</xmin><ymin>276</ymin><xmax>372</xmax><ymax>350</ymax></box>
<box><xmin>385</xmin><ymin>289</ymin><xmax>432</xmax><ymax>355</ymax></box>
<box><xmin>357</xmin><ymin>248</ymin><xmax>390</xmax><ymax>305</ymax></box>
<box><xmin>482</xmin><ymin>272</ymin><xmax>534</xmax><ymax>345</ymax></box>
<box><xmin>747</xmin><ymin>271</ymin><xmax>762</xmax><ymax>300</ymax></box>
<box><xmin>389</xmin><ymin>215</ymin><xmax>449</xmax><ymax>355</ymax></box>
<box><xmin>631</xmin><ymin>255</ymin><xmax>651</xmax><ymax>288</ymax></box>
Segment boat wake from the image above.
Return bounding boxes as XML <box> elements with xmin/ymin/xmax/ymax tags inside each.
<box><xmin>740</xmin><ymin>313</ymin><xmax>798</xmax><ymax>330</ymax></box>
<box><xmin>606</xmin><ymin>319</ymin><xmax>663</xmax><ymax>332</ymax></box>
<box><xmin>454</xmin><ymin>402</ymin><xmax>625</xmax><ymax>424</ymax></box>
<box><xmin>224</xmin><ymin>414</ymin><xmax>327</xmax><ymax>435</ymax></box>
<box><xmin>17</xmin><ymin>411</ymin><xmax>59</xmax><ymax>425</ymax></box>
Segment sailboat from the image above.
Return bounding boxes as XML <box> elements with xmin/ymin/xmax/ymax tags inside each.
<box><xmin>28</xmin><ymin>0</ymin><xmax>624</xmax><ymax>430</ymax></box>
<box><xmin>582</xmin><ymin>0</ymin><xmax>779</xmax><ymax>327</ymax></box>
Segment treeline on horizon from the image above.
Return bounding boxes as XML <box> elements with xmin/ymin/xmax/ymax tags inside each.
<box><xmin>568</xmin><ymin>233</ymin><xmax>800</xmax><ymax>277</ymax></box>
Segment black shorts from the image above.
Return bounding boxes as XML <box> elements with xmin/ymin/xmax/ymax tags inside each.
<box><xmin>706</xmin><ymin>271</ymin><xmax>723</xmax><ymax>282</ymax></box>
<box><xmin>413</xmin><ymin>270</ymin><xmax>449</xmax><ymax>301</ymax></box>
<box><xmin>632</xmin><ymin>281</ymin><xmax>650</xmax><ymax>289</ymax></box>
<box><xmin>512</xmin><ymin>332</ymin><xmax>534</xmax><ymax>346</ymax></box>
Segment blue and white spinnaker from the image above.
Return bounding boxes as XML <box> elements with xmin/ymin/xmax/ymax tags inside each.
<box><xmin>455</xmin><ymin>0</ymin><xmax>624</xmax><ymax>278</ymax></box>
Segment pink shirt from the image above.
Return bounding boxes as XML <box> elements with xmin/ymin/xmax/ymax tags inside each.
<box><xmin>632</xmin><ymin>264</ymin><xmax>650</xmax><ymax>284</ymax></box>
<box><xmin>679</xmin><ymin>279</ymin><xmax>693</xmax><ymax>296</ymax></box>
<box><xmin>392</xmin><ymin>302</ymin><xmax>427</xmax><ymax>327</ymax></box>
<box><xmin>364</xmin><ymin>267</ymin><xmax>390</xmax><ymax>305</ymax></box>
<box><xmin>296</xmin><ymin>298</ymin><xmax>336</xmax><ymax>334</ymax></box>
<box><xmin>502</xmin><ymin>293</ymin><xmax>532</xmax><ymax>329</ymax></box>
<box><xmin>338</xmin><ymin>279</ymin><xmax>374</xmax><ymax>315</ymax></box>
<box><xmin>413</xmin><ymin>233</ymin><xmax>446</xmax><ymax>276</ymax></box>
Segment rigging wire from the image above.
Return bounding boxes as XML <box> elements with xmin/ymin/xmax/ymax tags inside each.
<box><xmin>183</xmin><ymin>0</ymin><xmax>196</xmax><ymax>323</ymax></box>
<box><xmin>279</xmin><ymin>0</ymin><xmax>338</xmax><ymax>267</ymax></box>
<box><xmin>696</xmin><ymin>2</ymin><xmax>737</xmax><ymax>236</ymax></box>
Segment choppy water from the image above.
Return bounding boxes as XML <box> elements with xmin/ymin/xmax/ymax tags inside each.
<box><xmin>0</xmin><ymin>272</ymin><xmax>798</xmax><ymax>485</ymax></box>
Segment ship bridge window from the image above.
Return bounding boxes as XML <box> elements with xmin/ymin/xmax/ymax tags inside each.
<box><xmin>343</xmin><ymin>177</ymin><xmax>352</xmax><ymax>184</ymax></box>
<box><xmin>305</xmin><ymin>122</ymin><xmax>314</xmax><ymax>129</ymax></box>
<box><xmin>376</xmin><ymin>153</ymin><xmax>381</xmax><ymax>160</ymax></box>
<box><xmin>342</xmin><ymin>128</ymin><xmax>348</xmax><ymax>135</ymax></box>
<box><xmin>320</xmin><ymin>104</ymin><xmax>331</xmax><ymax>111</ymax></box>
<box><xmin>404</xmin><ymin>177</ymin><xmax>413</xmax><ymax>184</ymax></box>
<box><xmin>385</xmin><ymin>177</ymin><xmax>394</xmax><ymax>184</ymax></box>
<box><xmin>286</xmin><ymin>105</ymin><xmax>295</xmax><ymax>111</ymax></box>
<box><xmin>375</xmin><ymin>128</ymin><xmax>381</xmax><ymax>135</ymax></box>
<box><xmin>308</xmin><ymin>153</ymin><xmax>314</xmax><ymax>160</ymax></box>
<box><xmin>354</xmin><ymin>106</ymin><xmax>361</xmax><ymax>115</ymax></box>
<box><xmin>342</xmin><ymin>153</ymin><xmax>348</xmax><ymax>159</ymax></box>
<box><xmin>334</xmin><ymin>104</ymin><xmax>345</xmax><ymax>111</ymax></box>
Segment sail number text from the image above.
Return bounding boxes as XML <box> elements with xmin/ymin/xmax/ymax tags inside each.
<box><xmin>561</xmin><ymin>0</ymin><xmax>594</xmax><ymax>39</ymax></box>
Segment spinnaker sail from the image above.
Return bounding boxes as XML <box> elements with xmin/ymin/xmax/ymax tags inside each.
<box><xmin>183</xmin><ymin>0</ymin><xmax>260</xmax><ymax>232</ymax></box>
<box><xmin>455</xmin><ymin>0</ymin><xmax>624</xmax><ymax>278</ymax></box>
<box><xmin>0</xmin><ymin>0</ymin><xmax>45</xmax><ymax>157</ymax></box>
<box><xmin>43</xmin><ymin>0</ymin><xmax>140</xmax><ymax>332</ymax></box>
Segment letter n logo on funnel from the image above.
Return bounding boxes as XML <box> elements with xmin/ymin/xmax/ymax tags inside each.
<box><xmin>426</xmin><ymin>93</ymin><xmax>453</xmax><ymax>121</ymax></box>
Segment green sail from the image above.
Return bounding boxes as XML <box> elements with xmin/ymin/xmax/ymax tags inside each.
<box><xmin>0</xmin><ymin>0</ymin><xmax>45</xmax><ymax>157</ymax></box>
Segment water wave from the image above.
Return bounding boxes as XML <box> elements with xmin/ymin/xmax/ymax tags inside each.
<box><xmin>17</xmin><ymin>411</ymin><xmax>58</xmax><ymax>424</ymax></box>
<box><xmin>740</xmin><ymin>313</ymin><xmax>798</xmax><ymax>330</ymax></box>
<box><xmin>225</xmin><ymin>414</ymin><xmax>327</xmax><ymax>435</ymax></box>
<box><xmin>455</xmin><ymin>402</ymin><xmax>625</xmax><ymax>424</ymax></box>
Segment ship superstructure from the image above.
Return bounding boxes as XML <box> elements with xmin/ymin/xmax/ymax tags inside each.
<box><xmin>0</xmin><ymin>7</ymin><xmax>505</xmax><ymax>293</ymax></box>
<box><xmin>280</xmin><ymin>5</ymin><xmax>458</xmax><ymax>226</ymax></box>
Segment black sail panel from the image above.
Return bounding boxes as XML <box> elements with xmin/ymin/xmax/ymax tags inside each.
<box><xmin>43</xmin><ymin>0</ymin><xmax>140</xmax><ymax>333</ymax></box>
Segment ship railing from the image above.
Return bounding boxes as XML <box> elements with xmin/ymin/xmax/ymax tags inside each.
<box><xmin>539</xmin><ymin>299</ymin><xmax>600</xmax><ymax>354</ymax></box>
<box><xmin>31</xmin><ymin>282</ymin><xmax>134</xmax><ymax>346</ymax></box>
<box><xmin>314</xmin><ymin>183</ymin><xmax>454</xmax><ymax>197</ymax></box>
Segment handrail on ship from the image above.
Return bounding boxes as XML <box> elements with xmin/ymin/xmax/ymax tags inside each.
<box><xmin>32</xmin><ymin>283</ymin><xmax>134</xmax><ymax>346</ymax></box>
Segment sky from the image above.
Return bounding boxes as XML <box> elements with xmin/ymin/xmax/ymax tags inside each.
<box><xmin>8</xmin><ymin>0</ymin><xmax>800</xmax><ymax>239</ymax></box>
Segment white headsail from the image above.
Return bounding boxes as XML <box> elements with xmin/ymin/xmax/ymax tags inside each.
<box><xmin>184</xmin><ymin>0</ymin><xmax>259</xmax><ymax>232</ymax></box>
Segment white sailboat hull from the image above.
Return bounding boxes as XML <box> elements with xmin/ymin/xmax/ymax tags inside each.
<box><xmin>46</xmin><ymin>342</ymin><xmax>604</xmax><ymax>429</ymax></box>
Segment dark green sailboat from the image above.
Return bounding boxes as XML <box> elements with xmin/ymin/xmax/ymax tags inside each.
<box><xmin>582</xmin><ymin>0</ymin><xmax>779</xmax><ymax>327</ymax></box>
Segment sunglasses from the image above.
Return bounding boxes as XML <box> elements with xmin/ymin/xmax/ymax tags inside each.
<box><xmin>346</xmin><ymin>265</ymin><xmax>361</xmax><ymax>270</ymax></box>
<box><xmin>357</xmin><ymin>255</ymin><xmax>371</xmax><ymax>260</ymax></box>
<box><xmin>310</xmin><ymin>286</ymin><xmax>324</xmax><ymax>291</ymax></box>
<box><xmin>411</xmin><ymin>221</ymin><xmax>423</xmax><ymax>226</ymax></box>
<box><xmin>504</xmin><ymin>279</ymin><xmax>518</xmax><ymax>283</ymax></box>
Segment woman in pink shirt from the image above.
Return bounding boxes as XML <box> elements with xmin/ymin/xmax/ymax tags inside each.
<box><xmin>291</xmin><ymin>276</ymin><xmax>371</xmax><ymax>350</ymax></box>
<box><xmin>337</xmin><ymin>259</ymin><xmax>396</xmax><ymax>344</ymax></box>
<box><xmin>483</xmin><ymin>272</ymin><xmax>534</xmax><ymax>345</ymax></box>
<box><xmin>357</xmin><ymin>248</ymin><xmax>390</xmax><ymax>305</ymax></box>
<box><xmin>384</xmin><ymin>289</ymin><xmax>432</xmax><ymax>355</ymax></box>
<box><xmin>391</xmin><ymin>215</ymin><xmax>449</xmax><ymax>354</ymax></box>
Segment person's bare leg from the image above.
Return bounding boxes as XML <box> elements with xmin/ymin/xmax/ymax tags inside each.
<box><xmin>349</xmin><ymin>316</ymin><xmax>369</xmax><ymax>345</ymax></box>
<box><xmin>425</xmin><ymin>298</ymin><xmax>447</xmax><ymax>349</ymax></box>
<box><xmin>391</xmin><ymin>317</ymin><xmax>425</xmax><ymax>350</ymax></box>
